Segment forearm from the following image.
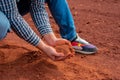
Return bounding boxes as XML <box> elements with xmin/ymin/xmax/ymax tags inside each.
<box><xmin>0</xmin><ymin>0</ymin><xmax>40</xmax><ymax>46</ymax></box>
<box><xmin>10</xmin><ymin>14</ymin><xmax>40</xmax><ymax>46</ymax></box>
<box><xmin>30</xmin><ymin>0</ymin><xmax>53</xmax><ymax>36</ymax></box>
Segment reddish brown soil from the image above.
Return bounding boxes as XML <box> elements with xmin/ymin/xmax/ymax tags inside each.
<box><xmin>54</xmin><ymin>40</ymin><xmax>75</xmax><ymax>55</ymax></box>
<box><xmin>0</xmin><ymin>0</ymin><xmax>120</xmax><ymax>80</ymax></box>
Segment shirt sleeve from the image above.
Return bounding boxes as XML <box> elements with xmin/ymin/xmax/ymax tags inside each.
<box><xmin>0</xmin><ymin>0</ymin><xmax>40</xmax><ymax>46</ymax></box>
<box><xmin>30</xmin><ymin>0</ymin><xmax>53</xmax><ymax>36</ymax></box>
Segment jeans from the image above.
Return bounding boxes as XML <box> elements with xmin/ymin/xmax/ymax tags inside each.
<box><xmin>17</xmin><ymin>0</ymin><xmax>77</xmax><ymax>41</ymax></box>
<box><xmin>0</xmin><ymin>11</ymin><xmax>10</xmax><ymax>40</ymax></box>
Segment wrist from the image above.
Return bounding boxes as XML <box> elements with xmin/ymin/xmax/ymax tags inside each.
<box><xmin>36</xmin><ymin>40</ymin><xmax>48</xmax><ymax>52</ymax></box>
<box><xmin>43</xmin><ymin>32</ymin><xmax>57</xmax><ymax>46</ymax></box>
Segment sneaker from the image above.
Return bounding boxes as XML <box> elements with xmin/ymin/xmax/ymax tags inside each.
<box><xmin>71</xmin><ymin>35</ymin><xmax>97</xmax><ymax>54</ymax></box>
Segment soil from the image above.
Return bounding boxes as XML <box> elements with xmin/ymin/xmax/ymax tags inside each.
<box><xmin>54</xmin><ymin>40</ymin><xmax>75</xmax><ymax>55</ymax></box>
<box><xmin>0</xmin><ymin>0</ymin><xmax>120</xmax><ymax>80</ymax></box>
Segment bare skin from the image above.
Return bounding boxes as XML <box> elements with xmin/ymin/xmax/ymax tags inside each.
<box><xmin>36</xmin><ymin>33</ymin><xmax>74</xmax><ymax>61</ymax></box>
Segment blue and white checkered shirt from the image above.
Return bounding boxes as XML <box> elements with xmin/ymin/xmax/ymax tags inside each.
<box><xmin>0</xmin><ymin>0</ymin><xmax>53</xmax><ymax>46</ymax></box>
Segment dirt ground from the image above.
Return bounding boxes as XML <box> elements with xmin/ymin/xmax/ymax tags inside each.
<box><xmin>0</xmin><ymin>0</ymin><xmax>120</xmax><ymax>80</ymax></box>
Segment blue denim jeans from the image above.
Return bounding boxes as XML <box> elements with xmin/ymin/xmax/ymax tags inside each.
<box><xmin>17</xmin><ymin>0</ymin><xmax>77</xmax><ymax>41</ymax></box>
<box><xmin>0</xmin><ymin>11</ymin><xmax>10</xmax><ymax>40</ymax></box>
<box><xmin>46</xmin><ymin>0</ymin><xmax>77</xmax><ymax>41</ymax></box>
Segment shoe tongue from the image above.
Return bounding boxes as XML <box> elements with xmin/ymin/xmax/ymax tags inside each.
<box><xmin>75</xmin><ymin>37</ymin><xmax>89</xmax><ymax>45</ymax></box>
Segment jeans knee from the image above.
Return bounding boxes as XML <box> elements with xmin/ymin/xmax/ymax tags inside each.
<box><xmin>0</xmin><ymin>12</ymin><xmax>10</xmax><ymax>40</ymax></box>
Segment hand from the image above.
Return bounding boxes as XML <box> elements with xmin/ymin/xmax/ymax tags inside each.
<box><xmin>54</xmin><ymin>38</ymin><xmax>75</xmax><ymax>57</ymax></box>
<box><xmin>43</xmin><ymin>45</ymin><xmax>72</xmax><ymax>61</ymax></box>
<box><xmin>36</xmin><ymin>40</ymin><xmax>70</xmax><ymax>61</ymax></box>
<box><xmin>54</xmin><ymin>38</ymin><xmax>72</xmax><ymax>46</ymax></box>
<box><xmin>42</xmin><ymin>33</ymin><xmax>72</xmax><ymax>47</ymax></box>
<box><xmin>42</xmin><ymin>33</ymin><xmax>75</xmax><ymax>60</ymax></box>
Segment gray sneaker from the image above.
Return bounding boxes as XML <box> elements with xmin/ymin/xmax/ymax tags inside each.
<box><xmin>71</xmin><ymin>35</ymin><xmax>98</xmax><ymax>54</ymax></box>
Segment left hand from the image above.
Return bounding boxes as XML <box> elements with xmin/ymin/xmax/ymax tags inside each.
<box><xmin>53</xmin><ymin>38</ymin><xmax>75</xmax><ymax>59</ymax></box>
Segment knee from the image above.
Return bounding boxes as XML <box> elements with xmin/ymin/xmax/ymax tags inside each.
<box><xmin>0</xmin><ymin>12</ymin><xmax>10</xmax><ymax>40</ymax></box>
<box><xmin>0</xmin><ymin>18</ymin><xmax>10</xmax><ymax>30</ymax></box>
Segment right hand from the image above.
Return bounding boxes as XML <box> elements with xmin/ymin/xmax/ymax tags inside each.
<box><xmin>36</xmin><ymin>40</ymin><xmax>70</xmax><ymax>61</ymax></box>
<box><xmin>43</xmin><ymin>45</ymin><xmax>72</xmax><ymax>61</ymax></box>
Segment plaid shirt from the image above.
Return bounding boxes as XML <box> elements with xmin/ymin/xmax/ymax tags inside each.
<box><xmin>0</xmin><ymin>0</ymin><xmax>53</xmax><ymax>46</ymax></box>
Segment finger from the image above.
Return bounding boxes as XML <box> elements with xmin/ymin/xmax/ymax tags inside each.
<box><xmin>65</xmin><ymin>53</ymin><xmax>73</xmax><ymax>58</ymax></box>
<box><xmin>72</xmin><ymin>52</ymin><xmax>75</xmax><ymax>56</ymax></box>
<box><xmin>48</xmin><ymin>55</ymin><xmax>56</xmax><ymax>61</ymax></box>
<box><xmin>70</xmin><ymin>47</ymin><xmax>74</xmax><ymax>51</ymax></box>
<box><xmin>54</xmin><ymin>52</ymin><xmax>65</xmax><ymax>57</ymax></box>
<box><xmin>55</xmin><ymin>52</ymin><xmax>75</xmax><ymax>61</ymax></box>
<box><xmin>55</xmin><ymin>53</ymin><xmax>72</xmax><ymax>61</ymax></box>
<box><xmin>55</xmin><ymin>39</ymin><xmax>70</xmax><ymax>45</ymax></box>
<box><xmin>49</xmin><ymin>52</ymin><xmax>65</xmax><ymax>61</ymax></box>
<box><xmin>55</xmin><ymin>56</ymin><xmax>66</xmax><ymax>61</ymax></box>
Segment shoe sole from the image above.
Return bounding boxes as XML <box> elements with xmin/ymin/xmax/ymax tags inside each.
<box><xmin>75</xmin><ymin>49</ymin><xmax>96</xmax><ymax>54</ymax></box>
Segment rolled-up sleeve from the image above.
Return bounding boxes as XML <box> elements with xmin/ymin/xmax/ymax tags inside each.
<box><xmin>0</xmin><ymin>0</ymin><xmax>40</xmax><ymax>46</ymax></box>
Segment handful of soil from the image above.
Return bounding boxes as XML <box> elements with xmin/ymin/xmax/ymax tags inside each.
<box><xmin>54</xmin><ymin>39</ymin><xmax>75</xmax><ymax>60</ymax></box>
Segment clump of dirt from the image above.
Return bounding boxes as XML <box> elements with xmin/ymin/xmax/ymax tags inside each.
<box><xmin>0</xmin><ymin>50</ymin><xmax>41</xmax><ymax>64</ymax></box>
<box><xmin>54</xmin><ymin>40</ymin><xmax>75</xmax><ymax>56</ymax></box>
